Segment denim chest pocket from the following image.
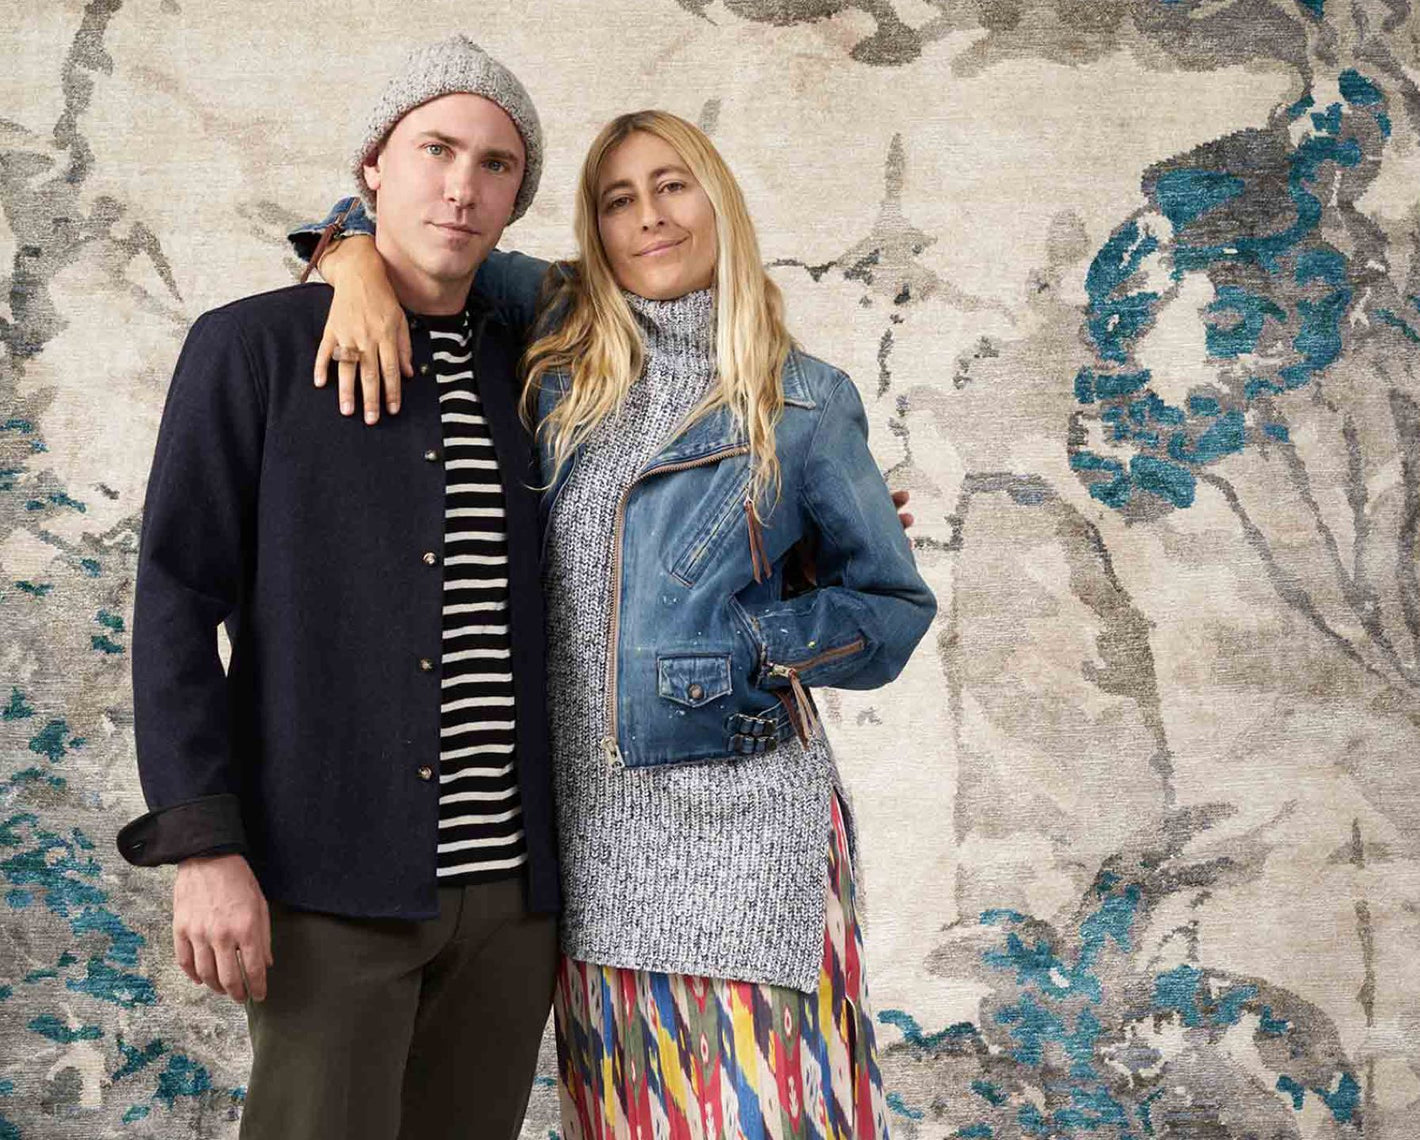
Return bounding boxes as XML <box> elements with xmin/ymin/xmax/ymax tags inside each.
<box><xmin>667</xmin><ymin>471</ymin><xmax>752</xmax><ymax>587</ymax></box>
<box><xmin>656</xmin><ymin>653</ymin><xmax>733</xmax><ymax>708</ymax></box>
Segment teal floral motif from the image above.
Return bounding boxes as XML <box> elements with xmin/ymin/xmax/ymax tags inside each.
<box><xmin>1</xmin><ymin>691</ymin><xmax>33</xmax><ymax>721</ymax></box>
<box><xmin>26</xmin><ymin>720</ymin><xmax>71</xmax><ymax>763</ymax></box>
<box><xmin>879</xmin><ymin>808</ymin><xmax>1363</xmax><ymax>1137</ymax></box>
<box><xmin>1068</xmin><ymin>68</ymin><xmax>1406</xmax><ymax>515</ymax></box>
<box><xmin>1</xmin><ymin>706</ymin><xmax>245</xmax><ymax>1131</ymax></box>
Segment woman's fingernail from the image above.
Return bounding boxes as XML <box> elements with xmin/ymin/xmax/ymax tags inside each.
<box><xmin>389</xmin><ymin>401</ymin><xmax>400</xmax><ymax>414</ymax></box>
<box><xmin>341</xmin><ymin>401</ymin><xmax>353</xmax><ymax>415</ymax></box>
<box><xmin>365</xmin><ymin>410</ymin><xmax>377</xmax><ymax>424</ymax></box>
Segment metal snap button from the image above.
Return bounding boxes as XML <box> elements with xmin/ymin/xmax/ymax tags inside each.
<box><xmin>687</xmin><ymin>682</ymin><xmax>704</xmax><ymax>701</ymax></box>
<box><xmin>422</xmin><ymin>551</ymin><xmax>438</xmax><ymax>566</ymax></box>
<box><xmin>424</xmin><ymin>448</ymin><xmax>439</xmax><ymax>462</ymax></box>
<box><xmin>416</xmin><ymin>765</ymin><xmax>433</xmax><ymax>781</ymax></box>
<box><xmin>419</xmin><ymin>658</ymin><xmax>434</xmax><ymax>672</ymax></box>
<box><xmin>419</xmin><ymin>363</ymin><xmax>429</xmax><ymax>375</ymax></box>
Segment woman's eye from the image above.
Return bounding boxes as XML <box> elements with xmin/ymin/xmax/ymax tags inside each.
<box><xmin>605</xmin><ymin>196</ymin><xmax>630</xmax><ymax>212</ymax></box>
<box><xmin>660</xmin><ymin>181</ymin><xmax>685</xmax><ymax>194</ymax></box>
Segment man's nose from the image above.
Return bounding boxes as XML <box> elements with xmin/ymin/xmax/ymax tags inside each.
<box><xmin>446</xmin><ymin>159</ymin><xmax>480</xmax><ymax>209</ymax></box>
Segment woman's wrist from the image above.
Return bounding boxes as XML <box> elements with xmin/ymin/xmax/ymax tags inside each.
<box><xmin>317</xmin><ymin>233</ymin><xmax>376</xmax><ymax>285</ymax></box>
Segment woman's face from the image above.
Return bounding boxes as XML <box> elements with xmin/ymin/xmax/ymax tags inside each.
<box><xmin>594</xmin><ymin>130</ymin><xmax>718</xmax><ymax>301</ymax></box>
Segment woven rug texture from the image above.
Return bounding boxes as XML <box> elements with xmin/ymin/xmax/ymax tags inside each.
<box><xmin>3</xmin><ymin>1</ymin><xmax>1419</xmax><ymax>1136</ymax></box>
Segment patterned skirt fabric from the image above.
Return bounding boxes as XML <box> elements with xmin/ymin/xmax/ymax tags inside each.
<box><xmin>553</xmin><ymin>793</ymin><xmax>891</xmax><ymax>1140</ymax></box>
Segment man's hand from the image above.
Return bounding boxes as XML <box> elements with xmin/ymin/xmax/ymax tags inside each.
<box><xmin>172</xmin><ymin>853</ymin><xmax>272</xmax><ymax>1003</ymax></box>
<box><xmin>313</xmin><ymin>235</ymin><xmax>412</xmax><ymax>425</ymax></box>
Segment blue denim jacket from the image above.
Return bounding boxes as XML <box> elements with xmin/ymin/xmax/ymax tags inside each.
<box><xmin>292</xmin><ymin>200</ymin><xmax>938</xmax><ymax>769</ymax></box>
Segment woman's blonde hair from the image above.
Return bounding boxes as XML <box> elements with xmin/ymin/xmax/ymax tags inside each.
<box><xmin>522</xmin><ymin>110</ymin><xmax>794</xmax><ymax>509</ymax></box>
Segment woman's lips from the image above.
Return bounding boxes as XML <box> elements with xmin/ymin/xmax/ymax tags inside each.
<box><xmin>636</xmin><ymin>237</ymin><xmax>686</xmax><ymax>257</ymax></box>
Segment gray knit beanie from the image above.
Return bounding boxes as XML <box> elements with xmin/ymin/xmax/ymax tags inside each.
<box><xmin>352</xmin><ymin>35</ymin><xmax>542</xmax><ymax>223</ymax></box>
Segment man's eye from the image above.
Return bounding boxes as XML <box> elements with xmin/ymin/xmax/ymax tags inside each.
<box><xmin>486</xmin><ymin>159</ymin><xmax>508</xmax><ymax>173</ymax></box>
<box><xmin>425</xmin><ymin>144</ymin><xmax>446</xmax><ymax>157</ymax></box>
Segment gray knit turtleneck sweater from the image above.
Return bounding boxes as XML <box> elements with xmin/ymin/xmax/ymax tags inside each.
<box><xmin>544</xmin><ymin>287</ymin><xmax>840</xmax><ymax>993</ymax></box>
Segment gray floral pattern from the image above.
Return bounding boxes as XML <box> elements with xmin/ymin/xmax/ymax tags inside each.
<box><xmin>3</xmin><ymin>0</ymin><xmax>1418</xmax><ymax>1136</ymax></box>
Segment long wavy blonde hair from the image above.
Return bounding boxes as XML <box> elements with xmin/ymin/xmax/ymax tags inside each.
<box><xmin>522</xmin><ymin>110</ymin><xmax>794</xmax><ymax>508</ymax></box>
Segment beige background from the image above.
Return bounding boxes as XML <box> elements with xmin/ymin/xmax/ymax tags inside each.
<box><xmin>3</xmin><ymin>0</ymin><xmax>1419</xmax><ymax>1135</ymax></box>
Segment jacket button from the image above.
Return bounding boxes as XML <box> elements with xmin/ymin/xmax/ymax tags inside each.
<box><xmin>422</xmin><ymin>551</ymin><xmax>438</xmax><ymax>566</ymax></box>
<box><xmin>417</xmin><ymin>766</ymin><xmax>433</xmax><ymax>781</ymax></box>
<box><xmin>419</xmin><ymin>363</ymin><xmax>429</xmax><ymax>375</ymax></box>
<box><xmin>687</xmin><ymin>683</ymin><xmax>704</xmax><ymax>701</ymax></box>
<box><xmin>419</xmin><ymin>657</ymin><xmax>434</xmax><ymax>672</ymax></box>
<box><xmin>424</xmin><ymin>448</ymin><xmax>439</xmax><ymax>462</ymax></box>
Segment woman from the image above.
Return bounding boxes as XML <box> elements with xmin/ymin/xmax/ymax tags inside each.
<box><xmin>304</xmin><ymin>110</ymin><xmax>935</xmax><ymax>1139</ymax></box>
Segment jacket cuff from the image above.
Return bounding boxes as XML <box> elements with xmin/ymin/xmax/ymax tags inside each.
<box><xmin>116</xmin><ymin>793</ymin><xmax>248</xmax><ymax>867</ymax></box>
<box><xmin>287</xmin><ymin>196</ymin><xmax>373</xmax><ymax>263</ymax></box>
<box><xmin>737</xmin><ymin>594</ymin><xmax>873</xmax><ymax>689</ymax></box>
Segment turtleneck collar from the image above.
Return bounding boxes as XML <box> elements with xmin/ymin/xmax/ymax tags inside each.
<box><xmin>624</xmin><ymin>287</ymin><xmax>716</xmax><ymax>364</ymax></box>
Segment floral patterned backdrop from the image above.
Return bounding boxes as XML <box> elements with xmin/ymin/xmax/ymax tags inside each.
<box><xmin>3</xmin><ymin>0</ymin><xmax>1418</xmax><ymax>1136</ymax></box>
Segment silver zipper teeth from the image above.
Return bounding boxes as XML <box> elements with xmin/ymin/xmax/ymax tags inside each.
<box><xmin>601</xmin><ymin>441</ymin><xmax>750</xmax><ymax>770</ymax></box>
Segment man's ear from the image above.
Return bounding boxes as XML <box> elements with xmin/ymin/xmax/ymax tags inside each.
<box><xmin>362</xmin><ymin>152</ymin><xmax>383</xmax><ymax>194</ymax></box>
<box><xmin>363</xmin><ymin>144</ymin><xmax>386</xmax><ymax>195</ymax></box>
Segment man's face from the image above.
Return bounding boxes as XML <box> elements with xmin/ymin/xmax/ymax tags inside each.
<box><xmin>363</xmin><ymin>93</ymin><xmax>525</xmax><ymax>293</ymax></box>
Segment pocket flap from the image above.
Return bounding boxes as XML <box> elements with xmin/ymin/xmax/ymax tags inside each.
<box><xmin>656</xmin><ymin>653</ymin><xmax>732</xmax><ymax>708</ymax></box>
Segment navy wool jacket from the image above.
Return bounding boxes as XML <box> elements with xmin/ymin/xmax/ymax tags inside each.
<box><xmin>116</xmin><ymin>283</ymin><xmax>560</xmax><ymax>918</ymax></box>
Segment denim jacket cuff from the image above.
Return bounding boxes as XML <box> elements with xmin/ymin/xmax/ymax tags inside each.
<box><xmin>735</xmin><ymin>596</ymin><xmax>873</xmax><ymax>689</ymax></box>
<box><xmin>116</xmin><ymin>793</ymin><xmax>248</xmax><ymax>867</ymax></box>
<box><xmin>287</xmin><ymin>196</ymin><xmax>373</xmax><ymax>263</ymax></box>
<box><xmin>758</xmin><ymin>632</ymin><xmax>872</xmax><ymax>688</ymax></box>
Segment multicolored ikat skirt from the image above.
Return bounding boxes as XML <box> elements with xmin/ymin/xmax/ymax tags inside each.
<box><xmin>553</xmin><ymin>793</ymin><xmax>891</xmax><ymax>1140</ymax></box>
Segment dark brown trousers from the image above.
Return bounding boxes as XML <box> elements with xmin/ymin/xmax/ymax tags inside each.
<box><xmin>238</xmin><ymin>875</ymin><xmax>557</xmax><ymax>1140</ymax></box>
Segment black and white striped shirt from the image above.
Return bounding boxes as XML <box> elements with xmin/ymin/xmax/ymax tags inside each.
<box><xmin>422</xmin><ymin>310</ymin><xmax>527</xmax><ymax>885</ymax></box>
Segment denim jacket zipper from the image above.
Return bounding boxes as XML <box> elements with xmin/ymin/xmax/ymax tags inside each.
<box><xmin>601</xmin><ymin>443</ymin><xmax>751</xmax><ymax>770</ymax></box>
<box><xmin>763</xmin><ymin>637</ymin><xmax>866</xmax><ymax>743</ymax></box>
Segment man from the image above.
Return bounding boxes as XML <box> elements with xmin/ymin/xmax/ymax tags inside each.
<box><xmin>117</xmin><ymin>37</ymin><xmax>559</xmax><ymax>1140</ymax></box>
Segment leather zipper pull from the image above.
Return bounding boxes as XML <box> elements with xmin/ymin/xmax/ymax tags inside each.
<box><xmin>745</xmin><ymin>498</ymin><xmax>771</xmax><ymax>584</ymax></box>
<box><xmin>768</xmin><ymin>663</ymin><xmax>820</xmax><ymax>744</ymax></box>
<box><xmin>788</xmin><ymin>668</ymin><xmax>821</xmax><ymax>743</ymax></box>
<box><xmin>299</xmin><ymin>199</ymin><xmax>359</xmax><ymax>285</ymax></box>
